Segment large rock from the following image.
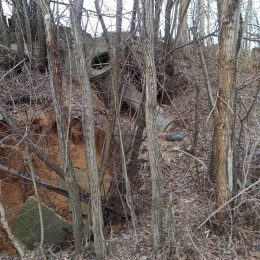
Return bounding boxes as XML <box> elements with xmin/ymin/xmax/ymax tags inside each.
<box><xmin>12</xmin><ymin>196</ymin><xmax>71</xmax><ymax>250</ymax></box>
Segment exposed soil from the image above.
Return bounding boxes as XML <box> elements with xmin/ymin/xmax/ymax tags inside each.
<box><xmin>0</xmin><ymin>52</ymin><xmax>260</xmax><ymax>259</ymax></box>
<box><xmin>0</xmin><ymin>107</ymin><xmax>112</xmax><ymax>256</ymax></box>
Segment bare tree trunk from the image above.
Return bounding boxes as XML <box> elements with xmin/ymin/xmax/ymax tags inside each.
<box><xmin>28</xmin><ymin>0</ymin><xmax>38</xmax><ymax>41</ymax></box>
<box><xmin>242</xmin><ymin>0</ymin><xmax>252</xmax><ymax>67</ymax></box>
<box><xmin>0</xmin><ymin>0</ymin><xmax>10</xmax><ymax>46</ymax></box>
<box><xmin>130</xmin><ymin>0</ymin><xmax>139</xmax><ymax>34</ymax></box>
<box><xmin>12</xmin><ymin>0</ymin><xmax>25</xmax><ymax>62</ymax></box>
<box><xmin>164</xmin><ymin>0</ymin><xmax>174</xmax><ymax>52</ymax></box>
<box><xmin>215</xmin><ymin>0</ymin><xmax>241</xmax><ymax>223</ymax></box>
<box><xmin>71</xmin><ymin>0</ymin><xmax>105</xmax><ymax>257</ymax></box>
<box><xmin>176</xmin><ymin>0</ymin><xmax>190</xmax><ymax>45</ymax></box>
<box><xmin>37</xmin><ymin>2</ymin><xmax>47</xmax><ymax>71</ymax></box>
<box><xmin>94</xmin><ymin>0</ymin><xmax>116</xmax><ymax>181</ymax></box>
<box><xmin>0</xmin><ymin>203</ymin><xmax>26</xmax><ymax>258</ymax></box>
<box><xmin>21</xmin><ymin>0</ymin><xmax>33</xmax><ymax>59</ymax></box>
<box><xmin>143</xmin><ymin>0</ymin><xmax>164</xmax><ymax>250</ymax></box>
<box><xmin>154</xmin><ymin>0</ymin><xmax>163</xmax><ymax>46</ymax></box>
<box><xmin>196</xmin><ymin>0</ymin><xmax>205</xmax><ymax>39</ymax></box>
<box><xmin>38</xmin><ymin>0</ymin><xmax>84</xmax><ymax>254</ymax></box>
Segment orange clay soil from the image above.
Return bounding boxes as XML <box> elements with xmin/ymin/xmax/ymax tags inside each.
<box><xmin>0</xmin><ymin>112</ymin><xmax>112</xmax><ymax>256</ymax></box>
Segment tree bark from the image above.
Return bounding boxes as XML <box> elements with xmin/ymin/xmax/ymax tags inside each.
<box><xmin>164</xmin><ymin>0</ymin><xmax>174</xmax><ymax>52</ymax></box>
<box><xmin>38</xmin><ymin>0</ymin><xmax>84</xmax><ymax>254</ymax></box>
<box><xmin>37</xmin><ymin>2</ymin><xmax>48</xmax><ymax>71</ymax></box>
<box><xmin>0</xmin><ymin>0</ymin><xmax>10</xmax><ymax>47</ymax></box>
<box><xmin>143</xmin><ymin>0</ymin><xmax>164</xmax><ymax>250</ymax></box>
<box><xmin>130</xmin><ymin>0</ymin><xmax>139</xmax><ymax>34</ymax></box>
<box><xmin>12</xmin><ymin>0</ymin><xmax>25</xmax><ymax>63</ymax></box>
<box><xmin>94</xmin><ymin>0</ymin><xmax>116</xmax><ymax>180</ymax></box>
<box><xmin>154</xmin><ymin>0</ymin><xmax>163</xmax><ymax>46</ymax></box>
<box><xmin>215</xmin><ymin>0</ymin><xmax>241</xmax><ymax>223</ymax></box>
<box><xmin>22</xmin><ymin>0</ymin><xmax>33</xmax><ymax>59</ymax></box>
<box><xmin>176</xmin><ymin>0</ymin><xmax>190</xmax><ymax>45</ymax></box>
<box><xmin>71</xmin><ymin>0</ymin><xmax>105</xmax><ymax>257</ymax></box>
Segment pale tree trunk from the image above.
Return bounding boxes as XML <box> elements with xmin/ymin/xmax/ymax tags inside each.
<box><xmin>196</xmin><ymin>0</ymin><xmax>205</xmax><ymax>38</ymax></box>
<box><xmin>12</xmin><ymin>0</ymin><xmax>25</xmax><ymax>62</ymax></box>
<box><xmin>215</xmin><ymin>0</ymin><xmax>241</xmax><ymax>223</ymax></box>
<box><xmin>154</xmin><ymin>0</ymin><xmax>163</xmax><ymax>46</ymax></box>
<box><xmin>29</xmin><ymin>0</ymin><xmax>38</xmax><ymax>41</ymax></box>
<box><xmin>171</xmin><ymin>0</ymin><xmax>179</xmax><ymax>40</ymax></box>
<box><xmin>38</xmin><ymin>0</ymin><xmax>84</xmax><ymax>254</ymax></box>
<box><xmin>217</xmin><ymin>0</ymin><xmax>221</xmax><ymax>28</ymax></box>
<box><xmin>21</xmin><ymin>0</ymin><xmax>33</xmax><ymax>59</ymax></box>
<box><xmin>114</xmin><ymin>0</ymin><xmax>137</xmax><ymax>230</ymax></box>
<box><xmin>245</xmin><ymin>0</ymin><xmax>252</xmax><ymax>66</ymax></box>
<box><xmin>247</xmin><ymin>0</ymin><xmax>252</xmax><ymax>60</ymax></box>
<box><xmin>0</xmin><ymin>0</ymin><xmax>10</xmax><ymax>46</ymax></box>
<box><xmin>37</xmin><ymin>2</ymin><xmax>48</xmax><ymax>71</ymax></box>
<box><xmin>196</xmin><ymin>0</ymin><xmax>205</xmax><ymax>47</ymax></box>
<box><xmin>95</xmin><ymin>0</ymin><xmax>137</xmax><ymax>231</ymax></box>
<box><xmin>176</xmin><ymin>0</ymin><xmax>190</xmax><ymax>45</ymax></box>
<box><xmin>130</xmin><ymin>0</ymin><xmax>139</xmax><ymax>34</ymax></box>
<box><xmin>164</xmin><ymin>0</ymin><xmax>174</xmax><ymax>52</ymax></box>
<box><xmin>143</xmin><ymin>0</ymin><xmax>164</xmax><ymax>250</ymax></box>
<box><xmin>94</xmin><ymin>0</ymin><xmax>116</xmax><ymax>180</ymax></box>
<box><xmin>206</xmin><ymin>0</ymin><xmax>212</xmax><ymax>45</ymax></box>
<box><xmin>71</xmin><ymin>0</ymin><xmax>105</xmax><ymax>258</ymax></box>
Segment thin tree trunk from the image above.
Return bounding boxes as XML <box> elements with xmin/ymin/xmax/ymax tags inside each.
<box><xmin>25</xmin><ymin>146</ymin><xmax>46</xmax><ymax>260</ymax></box>
<box><xmin>0</xmin><ymin>0</ymin><xmax>10</xmax><ymax>46</ymax></box>
<box><xmin>71</xmin><ymin>0</ymin><xmax>105</xmax><ymax>257</ymax></box>
<box><xmin>94</xmin><ymin>0</ymin><xmax>116</xmax><ymax>181</ymax></box>
<box><xmin>154</xmin><ymin>0</ymin><xmax>163</xmax><ymax>46</ymax></box>
<box><xmin>22</xmin><ymin>0</ymin><xmax>33</xmax><ymax>59</ymax></box>
<box><xmin>0</xmin><ymin>203</ymin><xmax>26</xmax><ymax>258</ymax></box>
<box><xmin>130</xmin><ymin>0</ymin><xmax>139</xmax><ymax>34</ymax></box>
<box><xmin>215</xmin><ymin>0</ymin><xmax>241</xmax><ymax>223</ymax></box>
<box><xmin>12</xmin><ymin>0</ymin><xmax>25</xmax><ymax>62</ymax></box>
<box><xmin>143</xmin><ymin>0</ymin><xmax>164</xmax><ymax>250</ymax></box>
<box><xmin>37</xmin><ymin>2</ymin><xmax>47</xmax><ymax>71</ymax></box>
<box><xmin>196</xmin><ymin>0</ymin><xmax>205</xmax><ymax>38</ymax></box>
<box><xmin>164</xmin><ymin>0</ymin><xmax>174</xmax><ymax>52</ymax></box>
<box><xmin>38</xmin><ymin>0</ymin><xmax>84</xmax><ymax>254</ymax></box>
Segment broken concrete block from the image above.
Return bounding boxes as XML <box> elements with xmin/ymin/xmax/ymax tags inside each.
<box><xmin>12</xmin><ymin>196</ymin><xmax>71</xmax><ymax>250</ymax></box>
<box><xmin>124</xmin><ymin>84</ymin><xmax>172</xmax><ymax>131</ymax></box>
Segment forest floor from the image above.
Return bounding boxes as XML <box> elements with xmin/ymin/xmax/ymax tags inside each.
<box><xmin>0</xmin><ymin>53</ymin><xmax>260</xmax><ymax>259</ymax></box>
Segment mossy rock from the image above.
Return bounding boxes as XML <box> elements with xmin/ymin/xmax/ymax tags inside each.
<box><xmin>12</xmin><ymin>196</ymin><xmax>71</xmax><ymax>250</ymax></box>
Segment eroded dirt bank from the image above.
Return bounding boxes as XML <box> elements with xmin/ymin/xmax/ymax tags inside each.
<box><xmin>0</xmin><ymin>109</ymin><xmax>112</xmax><ymax>255</ymax></box>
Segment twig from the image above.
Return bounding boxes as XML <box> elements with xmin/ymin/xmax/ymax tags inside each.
<box><xmin>0</xmin><ymin>203</ymin><xmax>26</xmax><ymax>258</ymax></box>
<box><xmin>187</xmin><ymin>229</ymin><xmax>206</xmax><ymax>260</ymax></box>
<box><xmin>25</xmin><ymin>144</ymin><xmax>46</xmax><ymax>260</ymax></box>
<box><xmin>0</xmin><ymin>58</ymin><xmax>27</xmax><ymax>83</ymax></box>
<box><xmin>199</xmin><ymin>178</ymin><xmax>260</xmax><ymax>228</ymax></box>
<box><xmin>167</xmin><ymin>148</ymin><xmax>208</xmax><ymax>170</ymax></box>
<box><xmin>0</xmin><ymin>163</ymin><xmax>70</xmax><ymax>197</ymax></box>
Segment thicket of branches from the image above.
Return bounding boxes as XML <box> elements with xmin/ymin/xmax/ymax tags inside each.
<box><xmin>0</xmin><ymin>0</ymin><xmax>259</xmax><ymax>258</ymax></box>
